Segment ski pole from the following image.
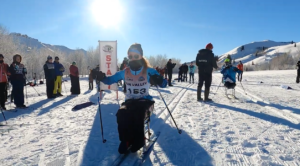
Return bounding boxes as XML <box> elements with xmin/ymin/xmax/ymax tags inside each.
<box><xmin>25</xmin><ymin>82</ymin><xmax>28</xmax><ymax>104</ymax></box>
<box><xmin>98</xmin><ymin>97</ymin><xmax>107</xmax><ymax>143</ymax></box>
<box><xmin>214</xmin><ymin>80</ymin><xmax>223</xmax><ymax>95</ymax></box>
<box><xmin>155</xmin><ymin>85</ymin><xmax>182</xmax><ymax>134</ymax></box>
<box><xmin>25</xmin><ymin>78</ymin><xmax>41</xmax><ymax>96</ymax></box>
<box><xmin>0</xmin><ymin>107</ymin><xmax>7</xmax><ymax>124</ymax></box>
<box><xmin>239</xmin><ymin>82</ymin><xmax>247</xmax><ymax>95</ymax></box>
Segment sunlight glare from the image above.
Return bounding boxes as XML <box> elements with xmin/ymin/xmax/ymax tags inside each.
<box><xmin>90</xmin><ymin>0</ymin><xmax>124</xmax><ymax>28</ymax></box>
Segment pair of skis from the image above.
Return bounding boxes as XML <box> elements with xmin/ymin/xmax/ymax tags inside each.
<box><xmin>111</xmin><ymin>132</ymin><xmax>160</xmax><ymax>166</ymax></box>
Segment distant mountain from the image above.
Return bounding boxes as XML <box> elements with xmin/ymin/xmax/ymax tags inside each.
<box><xmin>10</xmin><ymin>33</ymin><xmax>87</xmax><ymax>55</ymax></box>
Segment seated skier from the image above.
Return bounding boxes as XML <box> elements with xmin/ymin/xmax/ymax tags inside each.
<box><xmin>221</xmin><ymin>59</ymin><xmax>241</xmax><ymax>89</ymax></box>
<box><xmin>96</xmin><ymin>43</ymin><xmax>167</xmax><ymax>154</ymax></box>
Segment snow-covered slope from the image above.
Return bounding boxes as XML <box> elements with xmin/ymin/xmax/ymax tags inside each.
<box><xmin>1</xmin><ymin>71</ymin><xmax>300</xmax><ymax>165</ymax></box>
<box><xmin>10</xmin><ymin>33</ymin><xmax>87</xmax><ymax>55</ymax></box>
<box><xmin>218</xmin><ymin>40</ymin><xmax>298</xmax><ymax>65</ymax></box>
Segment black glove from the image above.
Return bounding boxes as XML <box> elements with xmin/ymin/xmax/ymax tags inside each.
<box><xmin>149</xmin><ymin>74</ymin><xmax>163</xmax><ymax>86</ymax></box>
<box><xmin>233</xmin><ymin>68</ymin><xmax>238</xmax><ymax>72</ymax></box>
<box><xmin>97</xmin><ymin>71</ymin><xmax>106</xmax><ymax>81</ymax></box>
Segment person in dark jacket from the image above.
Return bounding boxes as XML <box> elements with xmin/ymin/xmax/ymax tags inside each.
<box><xmin>296</xmin><ymin>59</ymin><xmax>300</xmax><ymax>83</ymax></box>
<box><xmin>167</xmin><ymin>59</ymin><xmax>176</xmax><ymax>86</ymax></box>
<box><xmin>89</xmin><ymin>69</ymin><xmax>93</xmax><ymax>90</ymax></box>
<box><xmin>182</xmin><ymin>63</ymin><xmax>189</xmax><ymax>82</ymax></box>
<box><xmin>69</xmin><ymin>62</ymin><xmax>80</xmax><ymax>95</ymax></box>
<box><xmin>178</xmin><ymin>64</ymin><xmax>184</xmax><ymax>82</ymax></box>
<box><xmin>43</xmin><ymin>56</ymin><xmax>56</xmax><ymax>99</ymax></box>
<box><xmin>196</xmin><ymin>43</ymin><xmax>218</xmax><ymax>102</ymax></box>
<box><xmin>92</xmin><ymin>65</ymin><xmax>100</xmax><ymax>92</ymax></box>
<box><xmin>9</xmin><ymin>54</ymin><xmax>27</xmax><ymax>108</ymax></box>
<box><xmin>53</xmin><ymin>56</ymin><xmax>65</xmax><ymax>97</ymax></box>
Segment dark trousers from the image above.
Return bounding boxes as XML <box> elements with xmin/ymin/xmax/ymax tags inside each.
<box><xmin>46</xmin><ymin>79</ymin><xmax>55</xmax><ymax>98</ymax></box>
<box><xmin>183</xmin><ymin>72</ymin><xmax>188</xmax><ymax>82</ymax></box>
<box><xmin>0</xmin><ymin>83</ymin><xmax>7</xmax><ymax>108</ymax></box>
<box><xmin>198</xmin><ymin>73</ymin><xmax>212</xmax><ymax>90</ymax></box>
<box><xmin>238</xmin><ymin>71</ymin><xmax>243</xmax><ymax>82</ymax></box>
<box><xmin>224</xmin><ymin>82</ymin><xmax>236</xmax><ymax>89</ymax></box>
<box><xmin>116</xmin><ymin>99</ymin><xmax>154</xmax><ymax>149</ymax></box>
<box><xmin>89</xmin><ymin>81</ymin><xmax>93</xmax><ymax>90</ymax></box>
<box><xmin>168</xmin><ymin>73</ymin><xmax>172</xmax><ymax>85</ymax></box>
<box><xmin>11</xmin><ymin>80</ymin><xmax>24</xmax><ymax>106</ymax></box>
<box><xmin>178</xmin><ymin>73</ymin><xmax>183</xmax><ymax>82</ymax></box>
<box><xmin>189</xmin><ymin>73</ymin><xmax>194</xmax><ymax>83</ymax></box>
<box><xmin>70</xmin><ymin>75</ymin><xmax>80</xmax><ymax>94</ymax></box>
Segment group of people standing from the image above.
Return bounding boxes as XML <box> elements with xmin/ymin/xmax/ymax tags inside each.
<box><xmin>178</xmin><ymin>62</ymin><xmax>196</xmax><ymax>83</ymax></box>
<box><xmin>44</xmin><ymin>56</ymin><xmax>81</xmax><ymax>99</ymax></box>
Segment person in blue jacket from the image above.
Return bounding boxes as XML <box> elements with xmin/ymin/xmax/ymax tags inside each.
<box><xmin>189</xmin><ymin>62</ymin><xmax>196</xmax><ymax>83</ymax></box>
<box><xmin>221</xmin><ymin>59</ymin><xmax>241</xmax><ymax>89</ymax></box>
<box><xmin>96</xmin><ymin>43</ymin><xmax>167</xmax><ymax>154</ymax></box>
<box><xmin>53</xmin><ymin>56</ymin><xmax>65</xmax><ymax>97</ymax></box>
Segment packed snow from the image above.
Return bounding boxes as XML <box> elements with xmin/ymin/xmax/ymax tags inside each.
<box><xmin>218</xmin><ymin>40</ymin><xmax>299</xmax><ymax>66</ymax></box>
<box><xmin>1</xmin><ymin>70</ymin><xmax>300</xmax><ymax>166</ymax></box>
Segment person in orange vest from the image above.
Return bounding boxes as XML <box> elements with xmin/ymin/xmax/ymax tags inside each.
<box><xmin>237</xmin><ymin>61</ymin><xmax>243</xmax><ymax>82</ymax></box>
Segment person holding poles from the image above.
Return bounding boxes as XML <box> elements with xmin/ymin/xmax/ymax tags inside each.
<box><xmin>96</xmin><ymin>43</ymin><xmax>167</xmax><ymax>154</ymax></box>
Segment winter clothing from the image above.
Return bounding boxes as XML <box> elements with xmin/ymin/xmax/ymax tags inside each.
<box><xmin>128</xmin><ymin>43</ymin><xmax>143</xmax><ymax>56</ymax></box>
<box><xmin>43</xmin><ymin>61</ymin><xmax>56</xmax><ymax>80</ymax></box>
<box><xmin>0</xmin><ymin>62</ymin><xmax>9</xmax><ymax>109</ymax></box>
<box><xmin>69</xmin><ymin>65</ymin><xmax>80</xmax><ymax>94</ymax></box>
<box><xmin>221</xmin><ymin>64</ymin><xmax>242</xmax><ymax>89</ymax></box>
<box><xmin>167</xmin><ymin>61</ymin><xmax>176</xmax><ymax>86</ymax></box>
<box><xmin>101</xmin><ymin>64</ymin><xmax>166</xmax><ymax>153</ymax></box>
<box><xmin>54</xmin><ymin>61</ymin><xmax>65</xmax><ymax>76</ymax></box>
<box><xmin>9</xmin><ymin>55</ymin><xmax>26</xmax><ymax>106</ymax></box>
<box><xmin>182</xmin><ymin>64</ymin><xmax>188</xmax><ymax>82</ymax></box>
<box><xmin>44</xmin><ymin>61</ymin><xmax>56</xmax><ymax>98</ymax></box>
<box><xmin>89</xmin><ymin>70</ymin><xmax>93</xmax><ymax>90</ymax></box>
<box><xmin>178</xmin><ymin>65</ymin><xmax>184</xmax><ymax>82</ymax></box>
<box><xmin>237</xmin><ymin>63</ymin><xmax>244</xmax><ymax>82</ymax></box>
<box><xmin>116</xmin><ymin>99</ymin><xmax>154</xmax><ymax>153</ymax></box>
<box><xmin>189</xmin><ymin>65</ymin><xmax>196</xmax><ymax>83</ymax></box>
<box><xmin>206</xmin><ymin>43</ymin><xmax>213</xmax><ymax>50</ymax></box>
<box><xmin>196</xmin><ymin>49</ymin><xmax>218</xmax><ymax>101</ymax></box>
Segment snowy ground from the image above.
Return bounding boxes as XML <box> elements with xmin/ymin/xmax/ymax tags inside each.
<box><xmin>1</xmin><ymin>70</ymin><xmax>300</xmax><ymax>166</ymax></box>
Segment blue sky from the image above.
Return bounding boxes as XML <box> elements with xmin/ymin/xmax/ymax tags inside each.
<box><xmin>0</xmin><ymin>0</ymin><xmax>299</xmax><ymax>63</ymax></box>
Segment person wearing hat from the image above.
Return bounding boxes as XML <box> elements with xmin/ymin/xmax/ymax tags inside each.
<box><xmin>237</xmin><ymin>61</ymin><xmax>244</xmax><ymax>82</ymax></box>
<box><xmin>196</xmin><ymin>43</ymin><xmax>218</xmax><ymax>102</ymax></box>
<box><xmin>9</xmin><ymin>54</ymin><xmax>27</xmax><ymax>108</ymax></box>
<box><xmin>296</xmin><ymin>58</ymin><xmax>300</xmax><ymax>83</ymax></box>
<box><xmin>0</xmin><ymin>54</ymin><xmax>10</xmax><ymax>110</ymax></box>
<box><xmin>69</xmin><ymin>61</ymin><xmax>80</xmax><ymax>94</ymax></box>
<box><xmin>96</xmin><ymin>43</ymin><xmax>167</xmax><ymax>154</ymax></box>
<box><xmin>221</xmin><ymin>59</ymin><xmax>241</xmax><ymax>89</ymax></box>
<box><xmin>43</xmin><ymin>55</ymin><xmax>56</xmax><ymax>99</ymax></box>
<box><xmin>53</xmin><ymin>56</ymin><xmax>65</xmax><ymax>97</ymax></box>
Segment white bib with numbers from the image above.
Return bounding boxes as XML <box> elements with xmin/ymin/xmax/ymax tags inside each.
<box><xmin>124</xmin><ymin>68</ymin><xmax>150</xmax><ymax>100</ymax></box>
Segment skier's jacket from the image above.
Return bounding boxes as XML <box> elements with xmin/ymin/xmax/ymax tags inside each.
<box><xmin>54</xmin><ymin>61</ymin><xmax>65</xmax><ymax>76</ymax></box>
<box><xmin>167</xmin><ymin>62</ymin><xmax>176</xmax><ymax>74</ymax></box>
<box><xmin>102</xmin><ymin>67</ymin><xmax>167</xmax><ymax>100</ymax></box>
<box><xmin>221</xmin><ymin>64</ymin><xmax>241</xmax><ymax>83</ymax></box>
<box><xmin>196</xmin><ymin>49</ymin><xmax>218</xmax><ymax>74</ymax></box>
<box><xmin>237</xmin><ymin>63</ymin><xmax>243</xmax><ymax>71</ymax></box>
<box><xmin>0</xmin><ymin>62</ymin><xmax>10</xmax><ymax>83</ymax></box>
<box><xmin>189</xmin><ymin>65</ymin><xmax>196</xmax><ymax>74</ymax></box>
<box><xmin>297</xmin><ymin>61</ymin><xmax>300</xmax><ymax>71</ymax></box>
<box><xmin>178</xmin><ymin>65</ymin><xmax>184</xmax><ymax>74</ymax></box>
<box><xmin>44</xmin><ymin>61</ymin><xmax>56</xmax><ymax>80</ymax></box>
<box><xmin>69</xmin><ymin>65</ymin><xmax>79</xmax><ymax>77</ymax></box>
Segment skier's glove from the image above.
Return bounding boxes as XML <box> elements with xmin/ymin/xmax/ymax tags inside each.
<box><xmin>149</xmin><ymin>74</ymin><xmax>163</xmax><ymax>86</ymax></box>
<box><xmin>97</xmin><ymin>71</ymin><xmax>106</xmax><ymax>81</ymax></box>
<box><xmin>23</xmin><ymin>68</ymin><xmax>27</xmax><ymax>74</ymax></box>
